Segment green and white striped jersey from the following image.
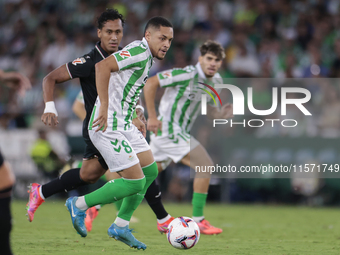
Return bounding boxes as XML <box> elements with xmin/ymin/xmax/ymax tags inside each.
<box><xmin>157</xmin><ymin>62</ymin><xmax>222</xmax><ymax>136</ymax></box>
<box><xmin>89</xmin><ymin>37</ymin><xmax>153</xmax><ymax>132</ymax></box>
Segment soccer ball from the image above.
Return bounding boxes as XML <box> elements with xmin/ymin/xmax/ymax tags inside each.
<box><xmin>167</xmin><ymin>216</ymin><xmax>200</xmax><ymax>249</ymax></box>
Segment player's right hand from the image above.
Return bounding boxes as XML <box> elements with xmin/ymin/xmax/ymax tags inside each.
<box><xmin>41</xmin><ymin>113</ymin><xmax>59</xmax><ymax>127</ymax></box>
<box><xmin>147</xmin><ymin>117</ymin><xmax>162</xmax><ymax>136</ymax></box>
<box><xmin>93</xmin><ymin>106</ymin><xmax>108</xmax><ymax>132</ymax></box>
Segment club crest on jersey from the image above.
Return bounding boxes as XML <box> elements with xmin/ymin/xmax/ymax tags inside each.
<box><xmin>72</xmin><ymin>57</ymin><xmax>86</xmax><ymax>66</ymax></box>
<box><xmin>119</xmin><ymin>51</ymin><xmax>131</xmax><ymax>59</ymax></box>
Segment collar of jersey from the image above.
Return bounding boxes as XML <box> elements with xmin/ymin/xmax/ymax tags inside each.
<box><xmin>196</xmin><ymin>62</ymin><xmax>206</xmax><ymax>80</ymax></box>
<box><xmin>142</xmin><ymin>37</ymin><xmax>153</xmax><ymax>61</ymax></box>
<box><xmin>95</xmin><ymin>41</ymin><xmax>110</xmax><ymax>59</ymax></box>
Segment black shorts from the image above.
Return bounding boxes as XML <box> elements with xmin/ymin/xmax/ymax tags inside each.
<box><xmin>0</xmin><ymin>150</ymin><xmax>4</xmax><ymax>168</ymax></box>
<box><xmin>83</xmin><ymin>135</ymin><xmax>108</xmax><ymax>170</ymax></box>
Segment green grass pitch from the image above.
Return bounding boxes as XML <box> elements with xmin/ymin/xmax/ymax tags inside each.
<box><xmin>11</xmin><ymin>200</ymin><xmax>340</xmax><ymax>254</ymax></box>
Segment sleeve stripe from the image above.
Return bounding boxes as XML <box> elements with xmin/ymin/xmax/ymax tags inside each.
<box><xmin>65</xmin><ymin>63</ymin><xmax>73</xmax><ymax>79</ymax></box>
<box><xmin>95</xmin><ymin>45</ymin><xmax>105</xmax><ymax>59</ymax></box>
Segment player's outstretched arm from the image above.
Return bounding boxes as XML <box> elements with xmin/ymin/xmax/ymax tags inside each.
<box><xmin>41</xmin><ymin>65</ymin><xmax>72</xmax><ymax>127</ymax></box>
<box><xmin>93</xmin><ymin>55</ymin><xmax>119</xmax><ymax>132</ymax></box>
<box><xmin>144</xmin><ymin>75</ymin><xmax>162</xmax><ymax>135</ymax></box>
<box><xmin>207</xmin><ymin>103</ymin><xmax>233</xmax><ymax>119</ymax></box>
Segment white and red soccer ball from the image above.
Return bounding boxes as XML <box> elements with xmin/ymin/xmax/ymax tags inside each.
<box><xmin>167</xmin><ymin>216</ymin><xmax>200</xmax><ymax>249</ymax></box>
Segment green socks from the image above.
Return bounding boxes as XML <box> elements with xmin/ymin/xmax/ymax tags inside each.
<box><xmin>192</xmin><ymin>192</ymin><xmax>207</xmax><ymax>217</ymax></box>
<box><xmin>84</xmin><ymin>178</ymin><xmax>146</xmax><ymax>208</ymax></box>
<box><xmin>117</xmin><ymin>161</ymin><xmax>158</xmax><ymax>221</ymax></box>
<box><xmin>115</xmin><ymin>198</ymin><xmax>123</xmax><ymax>211</ymax></box>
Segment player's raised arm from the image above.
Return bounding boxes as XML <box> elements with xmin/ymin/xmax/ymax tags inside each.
<box><xmin>41</xmin><ymin>65</ymin><xmax>72</xmax><ymax>126</ymax></box>
<box><xmin>144</xmin><ymin>75</ymin><xmax>162</xmax><ymax>135</ymax></box>
<box><xmin>93</xmin><ymin>55</ymin><xmax>119</xmax><ymax>132</ymax></box>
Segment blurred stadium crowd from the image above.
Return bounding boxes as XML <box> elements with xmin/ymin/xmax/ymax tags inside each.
<box><xmin>2</xmin><ymin>0</ymin><xmax>340</xmax><ymax>204</ymax></box>
<box><xmin>1</xmin><ymin>0</ymin><xmax>340</xmax><ymax>132</ymax></box>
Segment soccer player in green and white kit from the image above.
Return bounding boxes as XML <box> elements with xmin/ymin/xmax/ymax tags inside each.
<box><xmin>65</xmin><ymin>17</ymin><xmax>173</xmax><ymax>250</ymax></box>
<box><xmin>144</xmin><ymin>40</ymin><xmax>233</xmax><ymax>235</ymax></box>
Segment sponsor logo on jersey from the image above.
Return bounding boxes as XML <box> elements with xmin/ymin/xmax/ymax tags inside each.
<box><xmin>72</xmin><ymin>57</ymin><xmax>86</xmax><ymax>66</ymax></box>
<box><xmin>119</xmin><ymin>51</ymin><xmax>131</xmax><ymax>59</ymax></box>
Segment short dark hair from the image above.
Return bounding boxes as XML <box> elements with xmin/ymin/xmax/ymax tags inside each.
<box><xmin>97</xmin><ymin>9</ymin><xmax>125</xmax><ymax>29</ymax></box>
<box><xmin>199</xmin><ymin>40</ymin><xmax>225</xmax><ymax>60</ymax></box>
<box><xmin>144</xmin><ymin>16</ymin><xmax>173</xmax><ymax>35</ymax></box>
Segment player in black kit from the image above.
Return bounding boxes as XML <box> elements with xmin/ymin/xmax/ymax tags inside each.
<box><xmin>26</xmin><ymin>9</ymin><xmax>145</xmax><ymax>222</ymax></box>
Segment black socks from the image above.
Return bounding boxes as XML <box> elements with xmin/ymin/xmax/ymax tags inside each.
<box><xmin>145</xmin><ymin>180</ymin><xmax>169</xmax><ymax>220</ymax></box>
<box><xmin>41</xmin><ymin>168</ymin><xmax>87</xmax><ymax>198</ymax></box>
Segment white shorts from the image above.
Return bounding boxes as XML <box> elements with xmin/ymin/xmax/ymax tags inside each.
<box><xmin>149</xmin><ymin>132</ymin><xmax>200</xmax><ymax>169</ymax></box>
<box><xmin>89</xmin><ymin>126</ymin><xmax>150</xmax><ymax>172</ymax></box>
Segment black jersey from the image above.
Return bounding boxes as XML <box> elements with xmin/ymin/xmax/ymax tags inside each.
<box><xmin>66</xmin><ymin>42</ymin><xmax>121</xmax><ymax>139</ymax></box>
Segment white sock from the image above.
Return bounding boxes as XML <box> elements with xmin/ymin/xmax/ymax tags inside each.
<box><xmin>114</xmin><ymin>217</ymin><xmax>129</xmax><ymax>227</ymax></box>
<box><xmin>192</xmin><ymin>216</ymin><xmax>204</xmax><ymax>222</ymax></box>
<box><xmin>75</xmin><ymin>196</ymin><xmax>88</xmax><ymax>210</ymax></box>
<box><xmin>95</xmin><ymin>205</ymin><xmax>101</xmax><ymax>210</ymax></box>
<box><xmin>39</xmin><ymin>185</ymin><xmax>45</xmax><ymax>200</ymax></box>
<box><xmin>157</xmin><ymin>214</ymin><xmax>171</xmax><ymax>224</ymax></box>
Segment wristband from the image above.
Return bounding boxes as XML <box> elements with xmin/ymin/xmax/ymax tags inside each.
<box><xmin>43</xmin><ymin>101</ymin><xmax>58</xmax><ymax>116</ymax></box>
<box><xmin>133</xmin><ymin>109</ymin><xmax>137</xmax><ymax>119</ymax></box>
<box><xmin>136</xmin><ymin>105</ymin><xmax>144</xmax><ymax>112</ymax></box>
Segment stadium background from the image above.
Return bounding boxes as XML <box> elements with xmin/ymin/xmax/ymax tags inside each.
<box><xmin>1</xmin><ymin>0</ymin><xmax>340</xmax><ymax>206</ymax></box>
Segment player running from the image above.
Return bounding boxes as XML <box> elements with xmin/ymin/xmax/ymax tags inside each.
<box><xmin>71</xmin><ymin>90</ymin><xmax>142</xmax><ymax>231</ymax></box>
<box><xmin>65</xmin><ymin>17</ymin><xmax>173</xmax><ymax>250</ymax></box>
<box><xmin>25</xmin><ymin>9</ymin><xmax>143</xmax><ymax>222</ymax></box>
<box><xmin>144</xmin><ymin>40</ymin><xmax>233</xmax><ymax>235</ymax></box>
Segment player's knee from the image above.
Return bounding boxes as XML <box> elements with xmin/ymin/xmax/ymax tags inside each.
<box><xmin>124</xmin><ymin>177</ymin><xmax>146</xmax><ymax>194</ymax></box>
<box><xmin>80</xmin><ymin>159</ymin><xmax>106</xmax><ymax>183</ymax></box>
<box><xmin>143</xmin><ymin>162</ymin><xmax>158</xmax><ymax>182</ymax></box>
<box><xmin>80</xmin><ymin>169</ymin><xmax>104</xmax><ymax>183</ymax></box>
<box><xmin>82</xmin><ymin>175</ymin><xmax>100</xmax><ymax>184</ymax></box>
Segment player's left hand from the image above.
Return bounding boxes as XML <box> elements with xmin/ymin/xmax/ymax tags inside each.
<box><xmin>220</xmin><ymin>103</ymin><xmax>233</xmax><ymax>119</ymax></box>
<box><xmin>132</xmin><ymin>117</ymin><xmax>146</xmax><ymax>137</ymax></box>
<box><xmin>93</xmin><ymin>105</ymin><xmax>108</xmax><ymax>132</ymax></box>
<box><xmin>41</xmin><ymin>112</ymin><xmax>59</xmax><ymax>127</ymax></box>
